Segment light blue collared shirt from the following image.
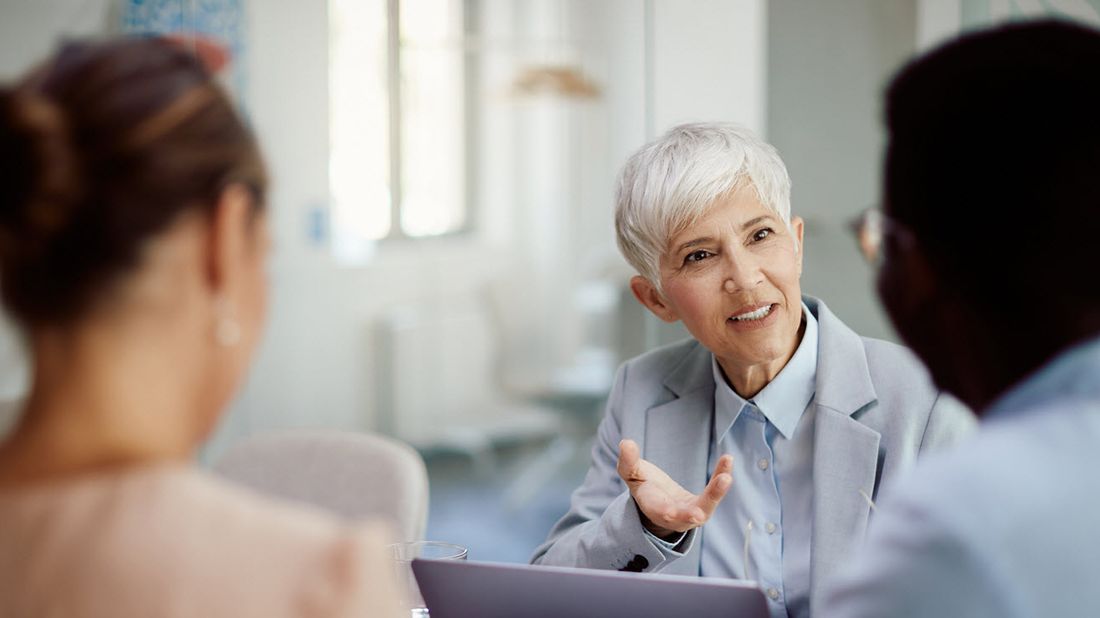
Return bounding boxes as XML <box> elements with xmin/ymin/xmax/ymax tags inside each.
<box><xmin>822</xmin><ymin>334</ymin><xmax>1100</xmax><ymax>617</ymax></box>
<box><xmin>703</xmin><ymin>303</ymin><xmax>819</xmax><ymax>618</ymax></box>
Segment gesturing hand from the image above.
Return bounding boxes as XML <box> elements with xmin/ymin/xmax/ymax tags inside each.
<box><xmin>616</xmin><ymin>439</ymin><xmax>733</xmax><ymax>540</ymax></box>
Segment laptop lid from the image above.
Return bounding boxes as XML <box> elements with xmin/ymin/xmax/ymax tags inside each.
<box><xmin>412</xmin><ymin>559</ymin><xmax>768</xmax><ymax>618</ymax></box>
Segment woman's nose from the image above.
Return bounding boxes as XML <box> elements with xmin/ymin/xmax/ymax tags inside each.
<box><xmin>722</xmin><ymin>252</ymin><xmax>763</xmax><ymax>293</ymax></box>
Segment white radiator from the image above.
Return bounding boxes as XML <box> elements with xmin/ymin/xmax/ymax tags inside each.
<box><xmin>375</xmin><ymin>296</ymin><xmax>560</xmax><ymax>454</ymax></box>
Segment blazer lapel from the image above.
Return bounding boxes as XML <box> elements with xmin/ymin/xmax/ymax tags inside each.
<box><xmin>643</xmin><ymin>343</ymin><xmax>714</xmax><ymax>575</ymax></box>
<box><xmin>809</xmin><ymin>407</ymin><xmax>880</xmax><ymax>609</ymax></box>
<box><xmin>804</xmin><ymin>297</ymin><xmax>882</xmax><ymax>611</ymax></box>
<box><xmin>644</xmin><ymin>388</ymin><xmax>713</xmax><ymax>495</ymax></box>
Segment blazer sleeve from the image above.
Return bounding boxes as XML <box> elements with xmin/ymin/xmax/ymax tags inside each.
<box><xmin>529</xmin><ymin>364</ymin><xmax>696</xmax><ymax>572</ymax></box>
<box><xmin>918</xmin><ymin>392</ymin><xmax>977</xmax><ymax>454</ymax></box>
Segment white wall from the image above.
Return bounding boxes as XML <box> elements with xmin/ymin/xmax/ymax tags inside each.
<box><xmin>766</xmin><ymin>0</ymin><xmax>918</xmax><ymax>341</ymax></box>
<box><xmin>917</xmin><ymin>0</ymin><xmax>963</xmax><ymax>49</ymax></box>
<box><xmin>0</xmin><ymin>0</ymin><xmax>114</xmax><ymax>80</ymax></box>
<box><xmin>918</xmin><ymin>0</ymin><xmax>1100</xmax><ymax>49</ymax></box>
<box><xmin>651</xmin><ymin>0</ymin><xmax>766</xmax><ymax>135</ymax></box>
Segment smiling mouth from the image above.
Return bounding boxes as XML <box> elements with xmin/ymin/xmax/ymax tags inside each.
<box><xmin>729</xmin><ymin>304</ymin><xmax>776</xmax><ymax>322</ymax></box>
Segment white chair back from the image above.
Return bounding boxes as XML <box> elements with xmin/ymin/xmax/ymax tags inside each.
<box><xmin>213</xmin><ymin>430</ymin><xmax>428</xmax><ymax>542</ymax></box>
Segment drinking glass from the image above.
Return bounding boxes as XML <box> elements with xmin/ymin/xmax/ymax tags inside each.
<box><xmin>390</xmin><ymin>541</ymin><xmax>468</xmax><ymax>617</ymax></box>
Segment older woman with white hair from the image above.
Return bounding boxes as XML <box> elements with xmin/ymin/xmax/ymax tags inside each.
<box><xmin>531</xmin><ymin>122</ymin><xmax>975</xmax><ymax>617</ymax></box>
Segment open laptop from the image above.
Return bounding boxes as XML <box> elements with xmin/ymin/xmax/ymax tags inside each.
<box><xmin>412</xmin><ymin>559</ymin><xmax>768</xmax><ymax>618</ymax></box>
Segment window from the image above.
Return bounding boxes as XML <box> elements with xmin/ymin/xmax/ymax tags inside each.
<box><xmin>330</xmin><ymin>0</ymin><xmax>471</xmax><ymax>243</ymax></box>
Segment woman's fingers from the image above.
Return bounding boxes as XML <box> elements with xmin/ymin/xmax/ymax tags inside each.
<box><xmin>619</xmin><ymin>442</ymin><xmax>734</xmax><ymax>533</ymax></box>
<box><xmin>714</xmin><ymin>454</ymin><xmax>734</xmax><ymax>477</ymax></box>
<box><xmin>693</xmin><ymin>455</ymin><xmax>734</xmax><ymax>518</ymax></box>
<box><xmin>616</xmin><ymin>439</ymin><xmax>643</xmax><ymax>484</ymax></box>
<box><xmin>698</xmin><ymin>471</ymin><xmax>733</xmax><ymax>516</ymax></box>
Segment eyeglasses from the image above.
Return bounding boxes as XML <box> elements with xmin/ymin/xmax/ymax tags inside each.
<box><xmin>847</xmin><ymin>207</ymin><xmax>913</xmax><ymax>266</ymax></box>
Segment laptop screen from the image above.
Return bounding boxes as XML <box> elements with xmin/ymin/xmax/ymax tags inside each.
<box><xmin>413</xmin><ymin>558</ymin><xmax>767</xmax><ymax>618</ymax></box>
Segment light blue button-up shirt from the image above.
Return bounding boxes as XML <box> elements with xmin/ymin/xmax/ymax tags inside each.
<box><xmin>701</xmin><ymin>304</ymin><xmax>818</xmax><ymax>618</ymax></box>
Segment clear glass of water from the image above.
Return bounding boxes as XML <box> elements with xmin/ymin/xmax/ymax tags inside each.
<box><xmin>390</xmin><ymin>541</ymin><xmax>468</xmax><ymax>617</ymax></box>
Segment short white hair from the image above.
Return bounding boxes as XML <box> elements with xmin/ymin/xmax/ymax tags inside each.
<box><xmin>614</xmin><ymin>122</ymin><xmax>793</xmax><ymax>285</ymax></box>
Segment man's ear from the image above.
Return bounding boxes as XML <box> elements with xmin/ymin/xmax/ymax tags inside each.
<box><xmin>877</xmin><ymin>241</ymin><xmax>981</xmax><ymax>404</ymax></box>
<box><xmin>204</xmin><ymin>183</ymin><xmax>254</xmax><ymax>294</ymax></box>
<box><xmin>877</xmin><ymin>238</ymin><xmax>941</xmax><ymax>356</ymax></box>
<box><xmin>630</xmin><ymin>275</ymin><xmax>680</xmax><ymax>323</ymax></box>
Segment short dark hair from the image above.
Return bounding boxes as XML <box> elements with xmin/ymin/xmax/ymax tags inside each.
<box><xmin>0</xmin><ymin>37</ymin><xmax>267</xmax><ymax>327</ymax></box>
<box><xmin>885</xmin><ymin>20</ymin><xmax>1100</xmax><ymax>310</ymax></box>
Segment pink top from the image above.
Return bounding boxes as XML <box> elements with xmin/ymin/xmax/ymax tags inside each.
<box><xmin>0</xmin><ymin>464</ymin><xmax>401</xmax><ymax>617</ymax></box>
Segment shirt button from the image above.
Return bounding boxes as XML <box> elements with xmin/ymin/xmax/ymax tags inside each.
<box><xmin>767</xmin><ymin>587</ymin><xmax>780</xmax><ymax>601</ymax></box>
<box><xmin>757</xmin><ymin>458</ymin><xmax>769</xmax><ymax>471</ymax></box>
<box><xmin>765</xmin><ymin>522</ymin><xmax>777</xmax><ymax>534</ymax></box>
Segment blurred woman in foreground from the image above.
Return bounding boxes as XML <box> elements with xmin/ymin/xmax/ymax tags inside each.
<box><xmin>0</xmin><ymin>37</ymin><xmax>398</xmax><ymax>617</ymax></box>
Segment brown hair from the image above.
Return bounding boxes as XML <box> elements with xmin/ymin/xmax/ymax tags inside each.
<box><xmin>0</xmin><ymin>36</ymin><xmax>267</xmax><ymax>327</ymax></box>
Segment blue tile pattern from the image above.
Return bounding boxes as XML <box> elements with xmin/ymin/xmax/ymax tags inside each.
<box><xmin>120</xmin><ymin>0</ymin><xmax>248</xmax><ymax>110</ymax></box>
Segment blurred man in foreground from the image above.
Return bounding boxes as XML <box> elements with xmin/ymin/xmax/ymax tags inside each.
<box><xmin>824</xmin><ymin>19</ymin><xmax>1100</xmax><ymax>618</ymax></box>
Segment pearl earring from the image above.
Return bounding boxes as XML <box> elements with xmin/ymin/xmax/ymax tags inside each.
<box><xmin>214</xmin><ymin>298</ymin><xmax>241</xmax><ymax>347</ymax></box>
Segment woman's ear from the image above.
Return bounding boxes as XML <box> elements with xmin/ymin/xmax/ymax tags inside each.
<box><xmin>203</xmin><ymin>183</ymin><xmax>255</xmax><ymax>295</ymax></box>
<box><xmin>630</xmin><ymin>275</ymin><xmax>680</xmax><ymax>323</ymax></box>
<box><xmin>790</xmin><ymin>215</ymin><xmax>805</xmax><ymax>274</ymax></box>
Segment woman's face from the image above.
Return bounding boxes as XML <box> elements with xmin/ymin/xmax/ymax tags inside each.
<box><xmin>648</xmin><ymin>188</ymin><xmax>805</xmax><ymax>373</ymax></box>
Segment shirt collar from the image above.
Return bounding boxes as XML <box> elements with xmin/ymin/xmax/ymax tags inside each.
<box><xmin>711</xmin><ymin>302</ymin><xmax>819</xmax><ymax>440</ymax></box>
<box><xmin>985</xmin><ymin>334</ymin><xmax>1100</xmax><ymax>421</ymax></box>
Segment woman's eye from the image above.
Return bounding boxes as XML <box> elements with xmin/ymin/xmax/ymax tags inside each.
<box><xmin>752</xmin><ymin>228</ymin><xmax>773</xmax><ymax>242</ymax></box>
<box><xmin>684</xmin><ymin>250</ymin><xmax>713</xmax><ymax>264</ymax></box>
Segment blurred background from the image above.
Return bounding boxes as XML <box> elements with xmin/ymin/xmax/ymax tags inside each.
<box><xmin>1</xmin><ymin>0</ymin><xmax>1097</xmax><ymax>562</ymax></box>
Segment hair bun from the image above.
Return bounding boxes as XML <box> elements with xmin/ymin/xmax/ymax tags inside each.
<box><xmin>0</xmin><ymin>86</ymin><xmax>85</xmax><ymax>266</ymax></box>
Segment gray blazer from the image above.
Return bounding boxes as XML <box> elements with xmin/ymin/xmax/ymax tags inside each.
<box><xmin>531</xmin><ymin>297</ymin><xmax>975</xmax><ymax>612</ymax></box>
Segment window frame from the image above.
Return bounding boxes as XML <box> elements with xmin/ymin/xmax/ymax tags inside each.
<box><xmin>355</xmin><ymin>0</ymin><xmax>480</xmax><ymax>244</ymax></box>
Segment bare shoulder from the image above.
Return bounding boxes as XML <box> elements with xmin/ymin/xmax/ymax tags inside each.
<box><xmin>0</xmin><ymin>465</ymin><xmax>399</xmax><ymax>617</ymax></box>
